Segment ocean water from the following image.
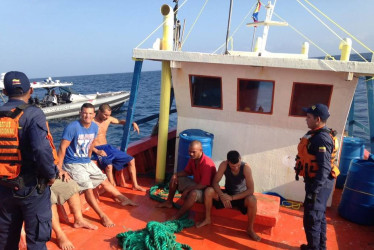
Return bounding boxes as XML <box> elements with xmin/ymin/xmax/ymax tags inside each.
<box><xmin>40</xmin><ymin>70</ymin><xmax>370</xmax><ymax>150</ymax></box>
<box><xmin>31</xmin><ymin>71</ymin><xmax>178</xmax><ymax>147</ymax></box>
<box><xmin>1</xmin><ymin>58</ymin><xmax>371</xmax><ymax>150</ymax></box>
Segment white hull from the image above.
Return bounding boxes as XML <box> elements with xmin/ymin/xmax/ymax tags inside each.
<box><xmin>42</xmin><ymin>91</ymin><xmax>130</xmax><ymax>120</ymax></box>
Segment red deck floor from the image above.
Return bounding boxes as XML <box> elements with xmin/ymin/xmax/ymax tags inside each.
<box><xmin>22</xmin><ymin>177</ymin><xmax>373</xmax><ymax>250</ymax></box>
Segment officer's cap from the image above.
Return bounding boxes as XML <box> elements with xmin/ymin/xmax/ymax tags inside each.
<box><xmin>3</xmin><ymin>71</ymin><xmax>31</xmax><ymax>97</ymax></box>
<box><xmin>302</xmin><ymin>103</ymin><xmax>330</xmax><ymax>120</ymax></box>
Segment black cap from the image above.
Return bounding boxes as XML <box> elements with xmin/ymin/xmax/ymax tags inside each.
<box><xmin>302</xmin><ymin>103</ymin><xmax>330</xmax><ymax>120</ymax></box>
<box><xmin>3</xmin><ymin>71</ymin><xmax>30</xmax><ymax>97</ymax></box>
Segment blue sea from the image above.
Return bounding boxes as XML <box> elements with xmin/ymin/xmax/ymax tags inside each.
<box><xmin>30</xmin><ymin>71</ymin><xmax>178</xmax><ymax>147</ymax></box>
<box><xmin>40</xmin><ymin>69</ymin><xmax>370</xmax><ymax>150</ymax></box>
<box><xmin>2</xmin><ymin>58</ymin><xmax>372</xmax><ymax>150</ymax></box>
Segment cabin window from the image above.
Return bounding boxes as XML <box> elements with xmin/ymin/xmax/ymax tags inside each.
<box><xmin>290</xmin><ymin>82</ymin><xmax>332</xmax><ymax>116</ymax></box>
<box><xmin>189</xmin><ymin>75</ymin><xmax>222</xmax><ymax>109</ymax></box>
<box><xmin>237</xmin><ymin>79</ymin><xmax>274</xmax><ymax>114</ymax></box>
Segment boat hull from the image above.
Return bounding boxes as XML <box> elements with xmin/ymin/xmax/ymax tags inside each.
<box><xmin>42</xmin><ymin>91</ymin><xmax>130</xmax><ymax>120</ymax></box>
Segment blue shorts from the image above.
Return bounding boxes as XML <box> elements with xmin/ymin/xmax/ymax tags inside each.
<box><xmin>92</xmin><ymin>144</ymin><xmax>134</xmax><ymax>171</ymax></box>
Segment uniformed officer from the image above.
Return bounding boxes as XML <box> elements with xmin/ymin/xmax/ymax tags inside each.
<box><xmin>0</xmin><ymin>71</ymin><xmax>58</xmax><ymax>249</ymax></box>
<box><xmin>298</xmin><ymin>104</ymin><xmax>336</xmax><ymax>250</ymax></box>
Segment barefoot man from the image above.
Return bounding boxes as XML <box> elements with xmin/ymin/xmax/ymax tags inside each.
<box><xmin>157</xmin><ymin>140</ymin><xmax>216</xmax><ymax>220</ymax></box>
<box><xmin>51</xmin><ymin>179</ymin><xmax>98</xmax><ymax>249</ymax></box>
<box><xmin>92</xmin><ymin>103</ymin><xmax>145</xmax><ymax>191</ymax></box>
<box><xmin>58</xmin><ymin>103</ymin><xmax>136</xmax><ymax>228</ymax></box>
<box><xmin>196</xmin><ymin>150</ymin><xmax>261</xmax><ymax>241</ymax></box>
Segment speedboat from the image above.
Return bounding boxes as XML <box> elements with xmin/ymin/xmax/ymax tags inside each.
<box><xmin>0</xmin><ymin>75</ymin><xmax>130</xmax><ymax>120</ymax></box>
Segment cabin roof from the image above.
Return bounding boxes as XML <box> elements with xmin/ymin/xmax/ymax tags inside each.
<box><xmin>133</xmin><ymin>49</ymin><xmax>374</xmax><ymax>77</ymax></box>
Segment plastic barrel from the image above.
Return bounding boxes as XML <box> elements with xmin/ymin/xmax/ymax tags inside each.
<box><xmin>336</xmin><ymin>137</ymin><xmax>365</xmax><ymax>188</ymax></box>
<box><xmin>338</xmin><ymin>159</ymin><xmax>374</xmax><ymax>225</ymax></box>
<box><xmin>177</xmin><ymin>129</ymin><xmax>214</xmax><ymax>172</ymax></box>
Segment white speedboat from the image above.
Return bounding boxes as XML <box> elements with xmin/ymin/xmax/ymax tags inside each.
<box><xmin>0</xmin><ymin>75</ymin><xmax>130</xmax><ymax>120</ymax></box>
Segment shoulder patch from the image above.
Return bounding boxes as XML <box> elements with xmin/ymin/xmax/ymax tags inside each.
<box><xmin>319</xmin><ymin>146</ymin><xmax>327</xmax><ymax>152</ymax></box>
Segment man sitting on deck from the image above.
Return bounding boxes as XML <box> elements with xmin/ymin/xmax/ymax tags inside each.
<box><xmin>58</xmin><ymin>103</ymin><xmax>136</xmax><ymax>228</ymax></box>
<box><xmin>157</xmin><ymin>140</ymin><xmax>216</xmax><ymax>220</ymax></box>
<box><xmin>92</xmin><ymin>103</ymin><xmax>145</xmax><ymax>191</ymax></box>
<box><xmin>51</xmin><ymin>178</ymin><xmax>98</xmax><ymax>249</ymax></box>
<box><xmin>196</xmin><ymin>150</ymin><xmax>260</xmax><ymax>241</ymax></box>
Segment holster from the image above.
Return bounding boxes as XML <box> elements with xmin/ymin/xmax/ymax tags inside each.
<box><xmin>36</xmin><ymin>177</ymin><xmax>48</xmax><ymax>194</ymax></box>
<box><xmin>0</xmin><ymin>176</ymin><xmax>25</xmax><ymax>190</ymax></box>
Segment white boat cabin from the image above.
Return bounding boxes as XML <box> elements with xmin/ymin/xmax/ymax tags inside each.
<box><xmin>134</xmin><ymin>48</ymin><xmax>374</xmax><ymax>204</ymax></box>
<box><xmin>133</xmin><ymin>2</ymin><xmax>374</xmax><ymax>204</ymax></box>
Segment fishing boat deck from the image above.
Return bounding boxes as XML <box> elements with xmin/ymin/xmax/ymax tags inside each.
<box><xmin>27</xmin><ymin>177</ymin><xmax>374</xmax><ymax>250</ymax></box>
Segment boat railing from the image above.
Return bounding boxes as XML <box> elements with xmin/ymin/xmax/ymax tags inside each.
<box><xmin>346</xmin><ymin>76</ymin><xmax>374</xmax><ymax>152</ymax></box>
<box><xmin>134</xmin><ymin>109</ymin><xmax>177</xmax><ymax>126</ymax></box>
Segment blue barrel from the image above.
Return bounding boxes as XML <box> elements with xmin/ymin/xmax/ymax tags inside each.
<box><xmin>338</xmin><ymin>159</ymin><xmax>374</xmax><ymax>225</ymax></box>
<box><xmin>177</xmin><ymin>129</ymin><xmax>214</xmax><ymax>172</ymax></box>
<box><xmin>336</xmin><ymin>137</ymin><xmax>365</xmax><ymax>188</ymax></box>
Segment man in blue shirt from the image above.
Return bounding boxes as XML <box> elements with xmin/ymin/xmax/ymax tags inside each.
<box><xmin>0</xmin><ymin>71</ymin><xmax>58</xmax><ymax>250</ymax></box>
<box><xmin>57</xmin><ymin>103</ymin><xmax>136</xmax><ymax>228</ymax></box>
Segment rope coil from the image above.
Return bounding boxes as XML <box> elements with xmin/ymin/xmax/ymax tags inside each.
<box><xmin>117</xmin><ymin>218</ymin><xmax>194</xmax><ymax>250</ymax></box>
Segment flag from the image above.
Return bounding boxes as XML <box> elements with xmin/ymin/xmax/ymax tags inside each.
<box><xmin>252</xmin><ymin>1</ymin><xmax>261</xmax><ymax>22</ymax></box>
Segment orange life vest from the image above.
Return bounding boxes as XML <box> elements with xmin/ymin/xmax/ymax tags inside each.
<box><xmin>46</xmin><ymin>121</ymin><xmax>59</xmax><ymax>166</ymax></box>
<box><xmin>295</xmin><ymin>128</ymin><xmax>340</xmax><ymax>180</ymax></box>
<box><xmin>0</xmin><ymin>104</ymin><xmax>59</xmax><ymax>180</ymax></box>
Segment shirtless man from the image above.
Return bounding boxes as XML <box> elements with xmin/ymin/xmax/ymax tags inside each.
<box><xmin>92</xmin><ymin>103</ymin><xmax>145</xmax><ymax>191</ymax></box>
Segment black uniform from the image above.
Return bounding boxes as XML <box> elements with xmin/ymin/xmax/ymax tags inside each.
<box><xmin>303</xmin><ymin>126</ymin><xmax>334</xmax><ymax>250</ymax></box>
<box><xmin>0</xmin><ymin>99</ymin><xmax>58</xmax><ymax>250</ymax></box>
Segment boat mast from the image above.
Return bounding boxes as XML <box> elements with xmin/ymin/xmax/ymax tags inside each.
<box><xmin>247</xmin><ymin>0</ymin><xmax>287</xmax><ymax>53</ymax></box>
<box><xmin>225</xmin><ymin>0</ymin><xmax>234</xmax><ymax>54</ymax></box>
<box><xmin>260</xmin><ymin>0</ymin><xmax>276</xmax><ymax>52</ymax></box>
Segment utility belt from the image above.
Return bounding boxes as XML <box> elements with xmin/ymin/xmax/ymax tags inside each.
<box><xmin>0</xmin><ymin>174</ymin><xmax>50</xmax><ymax>195</ymax></box>
<box><xmin>304</xmin><ymin>172</ymin><xmax>335</xmax><ymax>185</ymax></box>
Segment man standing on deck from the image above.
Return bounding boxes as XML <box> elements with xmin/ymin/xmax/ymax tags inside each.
<box><xmin>0</xmin><ymin>71</ymin><xmax>58</xmax><ymax>249</ymax></box>
<box><xmin>295</xmin><ymin>104</ymin><xmax>340</xmax><ymax>250</ymax></box>
<box><xmin>157</xmin><ymin>140</ymin><xmax>216</xmax><ymax>220</ymax></box>
<box><xmin>58</xmin><ymin>103</ymin><xmax>137</xmax><ymax>228</ymax></box>
<box><xmin>92</xmin><ymin>103</ymin><xmax>145</xmax><ymax>191</ymax></box>
<box><xmin>196</xmin><ymin>150</ymin><xmax>261</xmax><ymax>241</ymax></box>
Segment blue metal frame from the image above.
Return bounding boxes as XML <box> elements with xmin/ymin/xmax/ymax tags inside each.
<box><xmin>347</xmin><ymin>76</ymin><xmax>374</xmax><ymax>152</ymax></box>
<box><xmin>120</xmin><ymin>59</ymin><xmax>143</xmax><ymax>151</ymax></box>
<box><xmin>366</xmin><ymin>76</ymin><xmax>374</xmax><ymax>152</ymax></box>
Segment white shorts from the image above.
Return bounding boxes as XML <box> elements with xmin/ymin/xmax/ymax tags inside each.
<box><xmin>63</xmin><ymin>161</ymin><xmax>107</xmax><ymax>191</ymax></box>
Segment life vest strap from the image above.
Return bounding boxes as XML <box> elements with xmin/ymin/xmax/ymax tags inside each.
<box><xmin>0</xmin><ymin>138</ymin><xmax>18</xmax><ymax>141</ymax></box>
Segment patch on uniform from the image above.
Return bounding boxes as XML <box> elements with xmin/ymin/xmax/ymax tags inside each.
<box><xmin>319</xmin><ymin>146</ymin><xmax>327</xmax><ymax>152</ymax></box>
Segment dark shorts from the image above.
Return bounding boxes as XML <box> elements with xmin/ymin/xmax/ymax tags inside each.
<box><xmin>92</xmin><ymin>144</ymin><xmax>134</xmax><ymax>171</ymax></box>
<box><xmin>213</xmin><ymin>190</ymin><xmax>247</xmax><ymax>215</ymax></box>
<box><xmin>177</xmin><ymin>176</ymin><xmax>204</xmax><ymax>203</ymax></box>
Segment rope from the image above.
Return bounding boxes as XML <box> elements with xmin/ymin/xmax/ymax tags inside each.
<box><xmin>344</xmin><ymin>185</ymin><xmax>374</xmax><ymax>197</ymax></box>
<box><xmin>211</xmin><ymin>2</ymin><xmax>257</xmax><ymax>54</ymax></box>
<box><xmin>281</xmin><ymin>200</ymin><xmax>302</xmax><ymax>210</ymax></box>
<box><xmin>303</xmin><ymin>0</ymin><xmax>374</xmax><ymax>56</ymax></box>
<box><xmin>296</xmin><ymin>0</ymin><xmax>367</xmax><ymax>62</ymax></box>
<box><xmin>117</xmin><ymin>218</ymin><xmax>194</xmax><ymax>250</ymax></box>
<box><xmin>181</xmin><ymin>0</ymin><xmax>209</xmax><ymax>48</ymax></box>
<box><xmin>135</xmin><ymin>0</ymin><xmax>189</xmax><ymax>49</ymax></box>
<box><xmin>364</xmin><ymin>77</ymin><xmax>374</xmax><ymax>82</ymax></box>
<box><xmin>272</xmin><ymin>12</ymin><xmax>335</xmax><ymax>60</ymax></box>
<box><xmin>149</xmin><ymin>183</ymin><xmax>182</xmax><ymax>209</ymax></box>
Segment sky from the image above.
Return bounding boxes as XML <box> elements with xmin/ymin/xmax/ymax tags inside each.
<box><xmin>1</xmin><ymin>0</ymin><xmax>373</xmax><ymax>78</ymax></box>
